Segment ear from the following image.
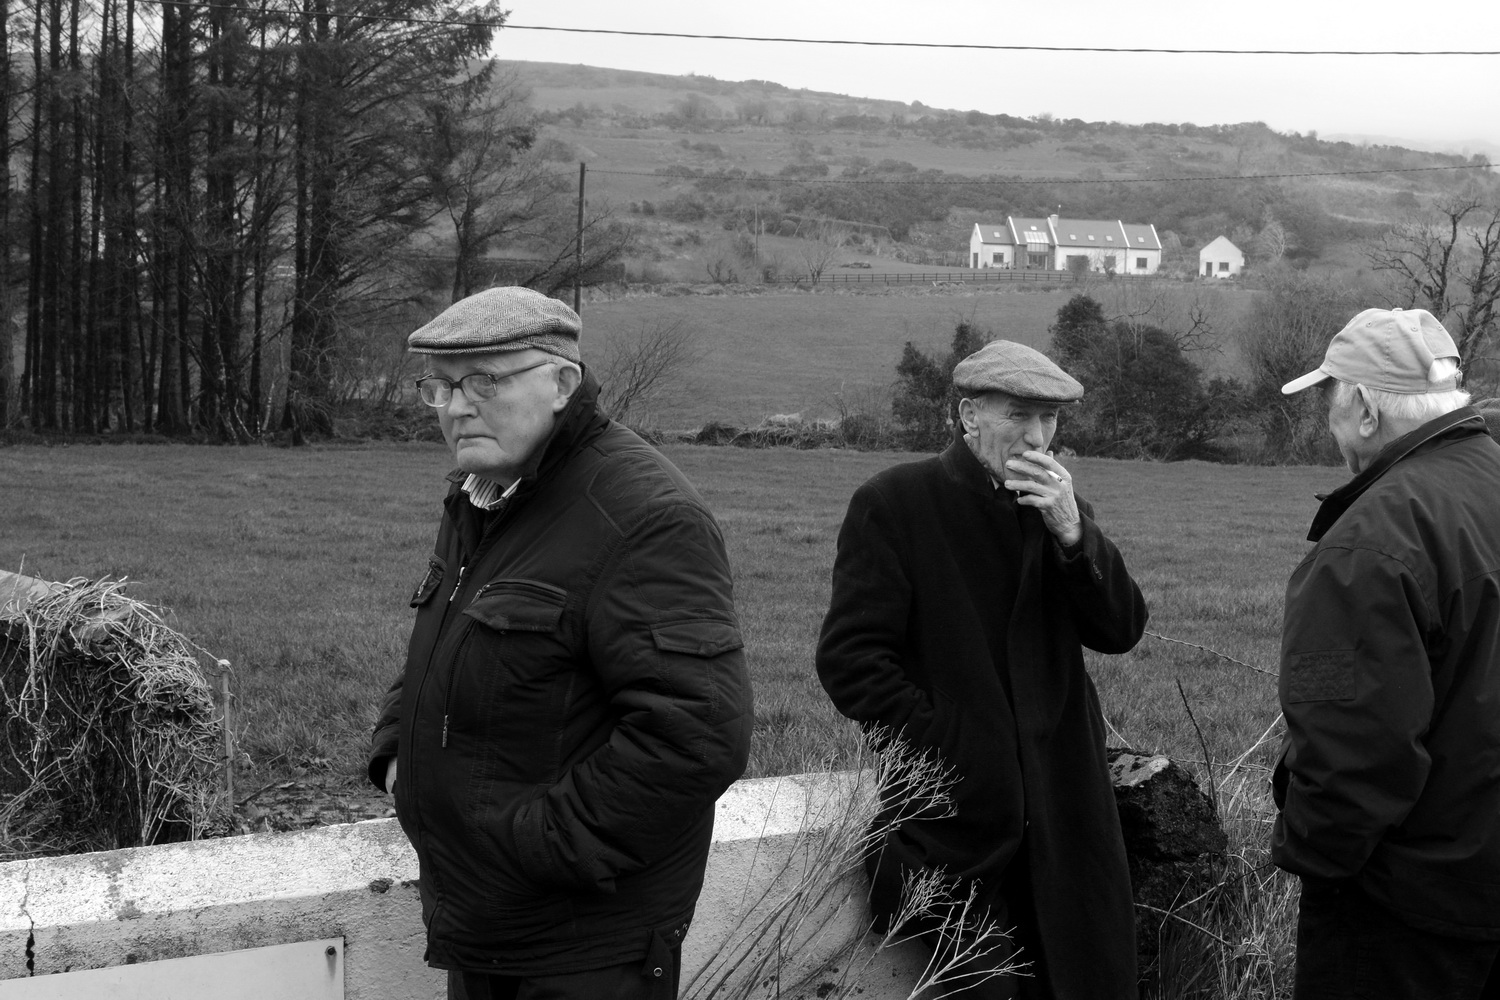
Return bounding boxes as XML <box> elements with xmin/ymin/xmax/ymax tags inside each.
<box><xmin>958</xmin><ymin>397</ymin><xmax>980</xmax><ymax>435</ymax></box>
<box><xmin>1355</xmin><ymin>384</ymin><xmax>1381</xmax><ymax>439</ymax></box>
<box><xmin>551</xmin><ymin>362</ymin><xmax>582</xmax><ymax>413</ymax></box>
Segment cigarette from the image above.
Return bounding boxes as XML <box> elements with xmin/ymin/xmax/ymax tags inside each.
<box><xmin>1046</xmin><ymin>470</ymin><xmax>1064</xmax><ymax>482</ymax></box>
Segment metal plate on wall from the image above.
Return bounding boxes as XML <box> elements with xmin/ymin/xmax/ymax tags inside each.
<box><xmin>2</xmin><ymin>937</ymin><xmax>344</xmax><ymax>999</ymax></box>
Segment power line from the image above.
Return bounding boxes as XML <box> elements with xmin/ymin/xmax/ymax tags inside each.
<box><xmin>122</xmin><ymin>3</ymin><xmax>1500</xmax><ymax>56</ymax></box>
<box><xmin>581</xmin><ymin>162</ymin><xmax>1493</xmax><ymax>188</ymax></box>
<box><xmin>505</xmin><ymin>24</ymin><xmax>1500</xmax><ymax>58</ymax></box>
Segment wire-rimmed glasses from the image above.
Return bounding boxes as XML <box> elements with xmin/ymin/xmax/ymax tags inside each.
<box><xmin>414</xmin><ymin>359</ymin><xmax>554</xmax><ymax>407</ymax></box>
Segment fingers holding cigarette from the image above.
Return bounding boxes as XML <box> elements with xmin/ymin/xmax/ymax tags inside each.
<box><xmin>1003</xmin><ymin>450</ymin><xmax>1082</xmax><ymax>546</ymax></box>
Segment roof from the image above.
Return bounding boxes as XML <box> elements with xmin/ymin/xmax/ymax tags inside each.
<box><xmin>1198</xmin><ymin>234</ymin><xmax>1243</xmax><ymax>258</ymax></box>
<box><xmin>972</xmin><ymin>222</ymin><xmax>1011</xmax><ymax>245</ymax></box>
<box><xmin>975</xmin><ymin>217</ymin><xmax>1160</xmax><ymax>249</ymax></box>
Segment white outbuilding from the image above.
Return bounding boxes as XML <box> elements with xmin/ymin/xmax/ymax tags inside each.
<box><xmin>1198</xmin><ymin>235</ymin><xmax>1245</xmax><ymax>278</ymax></box>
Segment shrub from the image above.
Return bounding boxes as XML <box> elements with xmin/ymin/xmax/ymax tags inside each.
<box><xmin>1050</xmin><ymin>295</ymin><xmax>1244</xmax><ymax>461</ymax></box>
<box><xmin>891</xmin><ymin>321</ymin><xmax>987</xmax><ymax>450</ymax></box>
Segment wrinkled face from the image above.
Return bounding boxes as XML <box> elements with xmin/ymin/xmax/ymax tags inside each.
<box><xmin>959</xmin><ymin>392</ymin><xmax>1060</xmax><ymax>479</ymax></box>
<box><xmin>428</xmin><ymin>350</ymin><xmax>574</xmax><ymax>484</ymax></box>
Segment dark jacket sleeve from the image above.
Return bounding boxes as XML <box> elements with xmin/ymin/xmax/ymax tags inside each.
<box><xmin>1272</xmin><ymin>544</ymin><xmax>1435</xmax><ymax>879</ymax></box>
<box><xmin>1049</xmin><ymin>500</ymin><xmax>1149</xmax><ymax>654</ymax></box>
<box><xmin>815</xmin><ymin>481</ymin><xmax>947</xmax><ymax>746</ymax></box>
<box><xmin>367</xmin><ymin>677</ymin><xmax>402</xmax><ymax>791</ymax></box>
<box><xmin>509</xmin><ymin>502</ymin><xmax>754</xmax><ymax>892</ymax></box>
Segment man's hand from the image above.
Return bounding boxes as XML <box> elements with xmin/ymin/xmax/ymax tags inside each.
<box><xmin>1004</xmin><ymin>450</ymin><xmax>1082</xmax><ymax>547</ymax></box>
<box><xmin>384</xmin><ymin>758</ymin><xmax>398</xmax><ymax>794</ymax></box>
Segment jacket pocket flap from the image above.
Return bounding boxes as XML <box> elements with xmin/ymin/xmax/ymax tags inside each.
<box><xmin>410</xmin><ymin>556</ymin><xmax>446</xmax><ymax>608</ymax></box>
<box><xmin>651</xmin><ymin>619</ymin><xmax>744</xmax><ymax>657</ymax></box>
<box><xmin>464</xmin><ymin>581</ymin><xmax>567</xmax><ymax>632</ymax></box>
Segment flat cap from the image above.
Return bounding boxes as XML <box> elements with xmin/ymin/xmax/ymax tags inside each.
<box><xmin>952</xmin><ymin>340</ymin><xmax>1084</xmax><ymax>402</ymax></box>
<box><xmin>407</xmin><ymin>286</ymin><xmax>581</xmax><ymax>363</ymax></box>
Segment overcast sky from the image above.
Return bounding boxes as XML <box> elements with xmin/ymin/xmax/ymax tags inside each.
<box><xmin>492</xmin><ymin>0</ymin><xmax>1499</xmax><ymax>153</ymax></box>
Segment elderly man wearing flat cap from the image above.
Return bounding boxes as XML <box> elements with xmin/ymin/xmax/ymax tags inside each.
<box><xmin>817</xmin><ymin>339</ymin><xmax>1148</xmax><ymax>999</ymax></box>
<box><xmin>368</xmin><ymin>287</ymin><xmax>753</xmax><ymax>1000</ymax></box>
<box><xmin>1272</xmin><ymin>308</ymin><xmax>1500</xmax><ymax>999</ymax></box>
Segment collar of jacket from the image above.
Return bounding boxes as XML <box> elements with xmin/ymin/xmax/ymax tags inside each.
<box><xmin>442</xmin><ymin>370</ymin><xmax>611</xmax><ymax>500</ymax></box>
<box><xmin>939</xmin><ymin>426</ymin><xmax>1023</xmax><ymax>507</ymax></box>
<box><xmin>1306</xmin><ymin>405</ymin><xmax>1488</xmax><ymax>543</ymax></box>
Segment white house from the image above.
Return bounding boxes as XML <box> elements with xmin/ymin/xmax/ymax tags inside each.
<box><xmin>1198</xmin><ymin>235</ymin><xmax>1245</xmax><ymax>278</ymax></box>
<box><xmin>969</xmin><ymin>216</ymin><xmax>1162</xmax><ymax>275</ymax></box>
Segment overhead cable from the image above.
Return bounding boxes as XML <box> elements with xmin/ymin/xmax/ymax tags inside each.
<box><xmin>579</xmin><ymin>162</ymin><xmax>1493</xmax><ymax>187</ymax></box>
<box><xmin>124</xmin><ymin>3</ymin><xmax>1500</xmax><ymax>56</ymax></box>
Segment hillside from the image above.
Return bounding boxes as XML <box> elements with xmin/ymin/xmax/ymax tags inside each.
<box><xmin>491</xmin><ymin>60</ymin><xmax>1498</xmax><ymax>284</ymax></box>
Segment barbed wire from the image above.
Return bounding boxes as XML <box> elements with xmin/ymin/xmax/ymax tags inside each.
<box><xmin>1144</xmin><ymin>630</ymin><xmax>1277</xmax><ymax>676</ymax></box>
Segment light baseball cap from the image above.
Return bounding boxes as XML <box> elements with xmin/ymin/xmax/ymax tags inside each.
<box><xmin>1281</xmin><ymin>307</ymin><xmax>1460</xmax><ymax>395</ymax></box>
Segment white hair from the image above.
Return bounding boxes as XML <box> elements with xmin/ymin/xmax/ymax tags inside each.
<box><xmin>1330</xmin><ymin>358</ymin><xmax>1470</xmax><ymax>422</ymax></box>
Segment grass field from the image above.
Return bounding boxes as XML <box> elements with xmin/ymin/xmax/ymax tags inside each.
<box><xmin>0</xmin><ymin>440</ymin><xmax>1342</xmax><ymax>787</ymax></box>
<box><xmin>3</xmin><ymin>440</ymin><xmax>1342</xmax><ymax>993</ymax></box>
<box><xmin>579</xmin><ymin>281</ymin><xmax>1258</xmax><ymax>429</ymax></box>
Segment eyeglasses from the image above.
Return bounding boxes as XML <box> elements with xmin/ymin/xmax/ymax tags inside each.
<box><xmin>415</xmin><ymin>360</ymin><xmax>555</xmax><ymax>407</ymax></box>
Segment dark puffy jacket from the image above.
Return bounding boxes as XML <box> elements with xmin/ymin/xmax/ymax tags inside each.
<box><xmin>1273</xmin><ymin>407</ymin><xmax>1500</xmax><ymax>940</ymax></box>
<box><xmin>369</xmin><ymin>376</ymin><xmax>754</xmax><ymax>974</ymax></box>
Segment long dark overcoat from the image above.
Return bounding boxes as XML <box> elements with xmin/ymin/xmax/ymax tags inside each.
<box><xmin>817</xmin><ymin>435</ymin><xmax>1148</xmax><ymax>999</ymax></box>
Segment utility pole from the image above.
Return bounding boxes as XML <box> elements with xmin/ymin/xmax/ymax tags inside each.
<box><xmin>573</xmin><ymin>162</ymin><xmax>585</xmax><ymax>315</ymax></box>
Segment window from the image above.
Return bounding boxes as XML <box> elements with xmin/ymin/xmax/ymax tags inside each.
<box><xmin>1087</xmin><ymin>235</ymin><xmax>1096</xmax><ymax>241</ymax></box>
<box><xmin>1105</xmin><ymin>235</ymin><xmax>1114</xmax><ymax>242</ymax></box>
<box><xmin>1136</xmin><ymin>257</ymin><xmax>1148</xmax><ymax>270</ymax></box>
<box><xmin>992</xmin><ymin>252</ymin><xmax>1005</xmax><ymax>265</ymax></box>
<box><xmin>1218</xmin><ymin>261</ymin><xmax>1230</xmax><ymax>272</ymax></box>
<box><xmin>1068</xmin><ymin>234</ymin><xmax>1077</xmax><ymax>240</ymax></box>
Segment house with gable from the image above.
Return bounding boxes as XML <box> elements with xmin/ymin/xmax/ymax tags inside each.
<box><xmin>1198</xmin><ymin>235</ymin><xmax>1245</xmax><ymax>278</ymax></box>
<box><xmin>969</xmin><ymin>215</ymin><xmax>1163</xmax><ymax>275</ymax></box>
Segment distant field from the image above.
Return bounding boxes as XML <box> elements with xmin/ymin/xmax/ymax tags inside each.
<box><xmin>0</xmin><ymin>441</ymin><xmax>1344</xmax><ymax>792</ymax></box>
<box><xmin>580</xmin><ymin>282</ymin><xmax>1259</xmax><ymax>428</ymax></box>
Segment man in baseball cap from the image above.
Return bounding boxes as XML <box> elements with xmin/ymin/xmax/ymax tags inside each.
<box><xmin>1273</xmin><ymin>307</ymin><xmax>1500</xmax><ymax>997</ymax></box>
<box><xmin>818</xmin><ymin>338</ymin><xmax>1147</xmax><ymax>998</ymax></box>
<box><xmin>370</xmin><ymin>286</ymin><xmax>753</xmax><ymax>1000</ymax></box>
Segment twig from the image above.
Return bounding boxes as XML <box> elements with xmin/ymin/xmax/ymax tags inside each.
<box><xmin>1144</xmin><ymin>629</ymin><xmax>1277</xmax><ymax>676</ymax></box>
<box><xmin>1135</xmin><ymin>903</ymin><xmax>1236</xmax><ymax>949</ymax></box>
<box><xmin>1175</xmin><ymin>677</ymin><xmax>1221</xmax><ymax>823</ymax></box>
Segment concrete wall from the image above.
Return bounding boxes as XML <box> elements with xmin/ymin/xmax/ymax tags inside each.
<box><xmin>1</xmin><ymin>773</ymin><xmax>925</xmax><ymax>1000</ymax></box>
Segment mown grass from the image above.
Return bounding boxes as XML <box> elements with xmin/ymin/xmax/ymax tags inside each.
<box><xmin>0</xmin><ymin>441</ymin><xmax>1341</xmax><ymax>788</ymax></box>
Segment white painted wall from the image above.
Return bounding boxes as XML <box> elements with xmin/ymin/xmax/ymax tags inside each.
<box><xmin>1</xmin><ymin>774</ymin><xmax>926</xmax><ymax>1000</ymax></box>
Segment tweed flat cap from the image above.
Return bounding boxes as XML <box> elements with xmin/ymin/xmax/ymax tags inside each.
<box><xmin>952</xmin><ymin>340</ymin><xmax>1084</xmax><ymax>402</ymax></box>
<box><xmin>407</xmin><ymin>286</ymin><xmax>581</xmax><ymax>363</ymax></box>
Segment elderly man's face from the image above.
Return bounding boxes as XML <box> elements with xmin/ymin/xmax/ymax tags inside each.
<box><xmin>959</xmin><ymin>392</ymin><xmax>1060</xmax><ymax>480</ymax></box>
<box><xmin>428</xmin><ymin>350</ymin><xmax>578</xmax><ymax>484</ymax></box>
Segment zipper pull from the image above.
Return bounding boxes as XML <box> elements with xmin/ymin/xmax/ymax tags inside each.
<box><xmin>449</xmin><ymin>564</ymin><xmax>466</xmax><ymax>603</ymax></box>
<box><xmin>441</xmin><ymin>714</ymin><xmax>449</xmax><ymax>748</ymax></box>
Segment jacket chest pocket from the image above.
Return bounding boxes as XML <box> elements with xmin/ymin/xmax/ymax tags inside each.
<box><xmin>454</xmin><ymin>580</ymin><xmax>571</xmax><ymax>781</ymax></box>
<box><xmin>410</xmin><ymin>555</ymin><xmax>446</xmax><ymax>608</ymax></box>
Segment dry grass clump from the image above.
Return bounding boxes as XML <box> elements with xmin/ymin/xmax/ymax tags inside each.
<box><xmin>684</xmin><ymin>734</ymin><xmax>1023</xmax><ymax>1000</ymax></box>
<box><xmin>0</xmin><ymin>577</ymin><xmax>225</xmax><ymax>859</ymax></box>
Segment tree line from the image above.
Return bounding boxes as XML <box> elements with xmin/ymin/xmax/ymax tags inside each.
<box><xmin>1</xmin><ymin>2</ymin><xmax>628</xmax><ymax>441</ymax></box>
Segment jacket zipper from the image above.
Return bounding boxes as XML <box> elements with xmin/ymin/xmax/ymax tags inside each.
<box><xmin>440</xmin><ymin>562</ymin><xmax>469</xmax><ymax>746</ymax></box>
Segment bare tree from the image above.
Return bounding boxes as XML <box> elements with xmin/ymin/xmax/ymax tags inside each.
<box><xmin>800</xmin><ymin>223</ymin><xmax>848</xmax><ymax>284</ymax></box>
<box><xmin>428</xmin><ymin>74</ymin><xmax>558</xmax><ymax>303</ymax></box>
<box><xmin>1365</xmin><ymin>195</ymin><xmax>1500</xmax><ymax>374</ymax></box>
<box><xmin>593</xmin><ymin>318</ymin><xmax>705</xmax><ymax>427</ymax></box>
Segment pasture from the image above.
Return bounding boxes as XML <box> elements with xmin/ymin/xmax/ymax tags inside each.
<box><xmin>0</xmin><ymin>440</ymin><xmax>1342</xmax><ymax>790</ymax></box>
<box><xmin>580</xmin><ymin>281</ymin><xmax>1259</xmax><ymax>428</ymax></box>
